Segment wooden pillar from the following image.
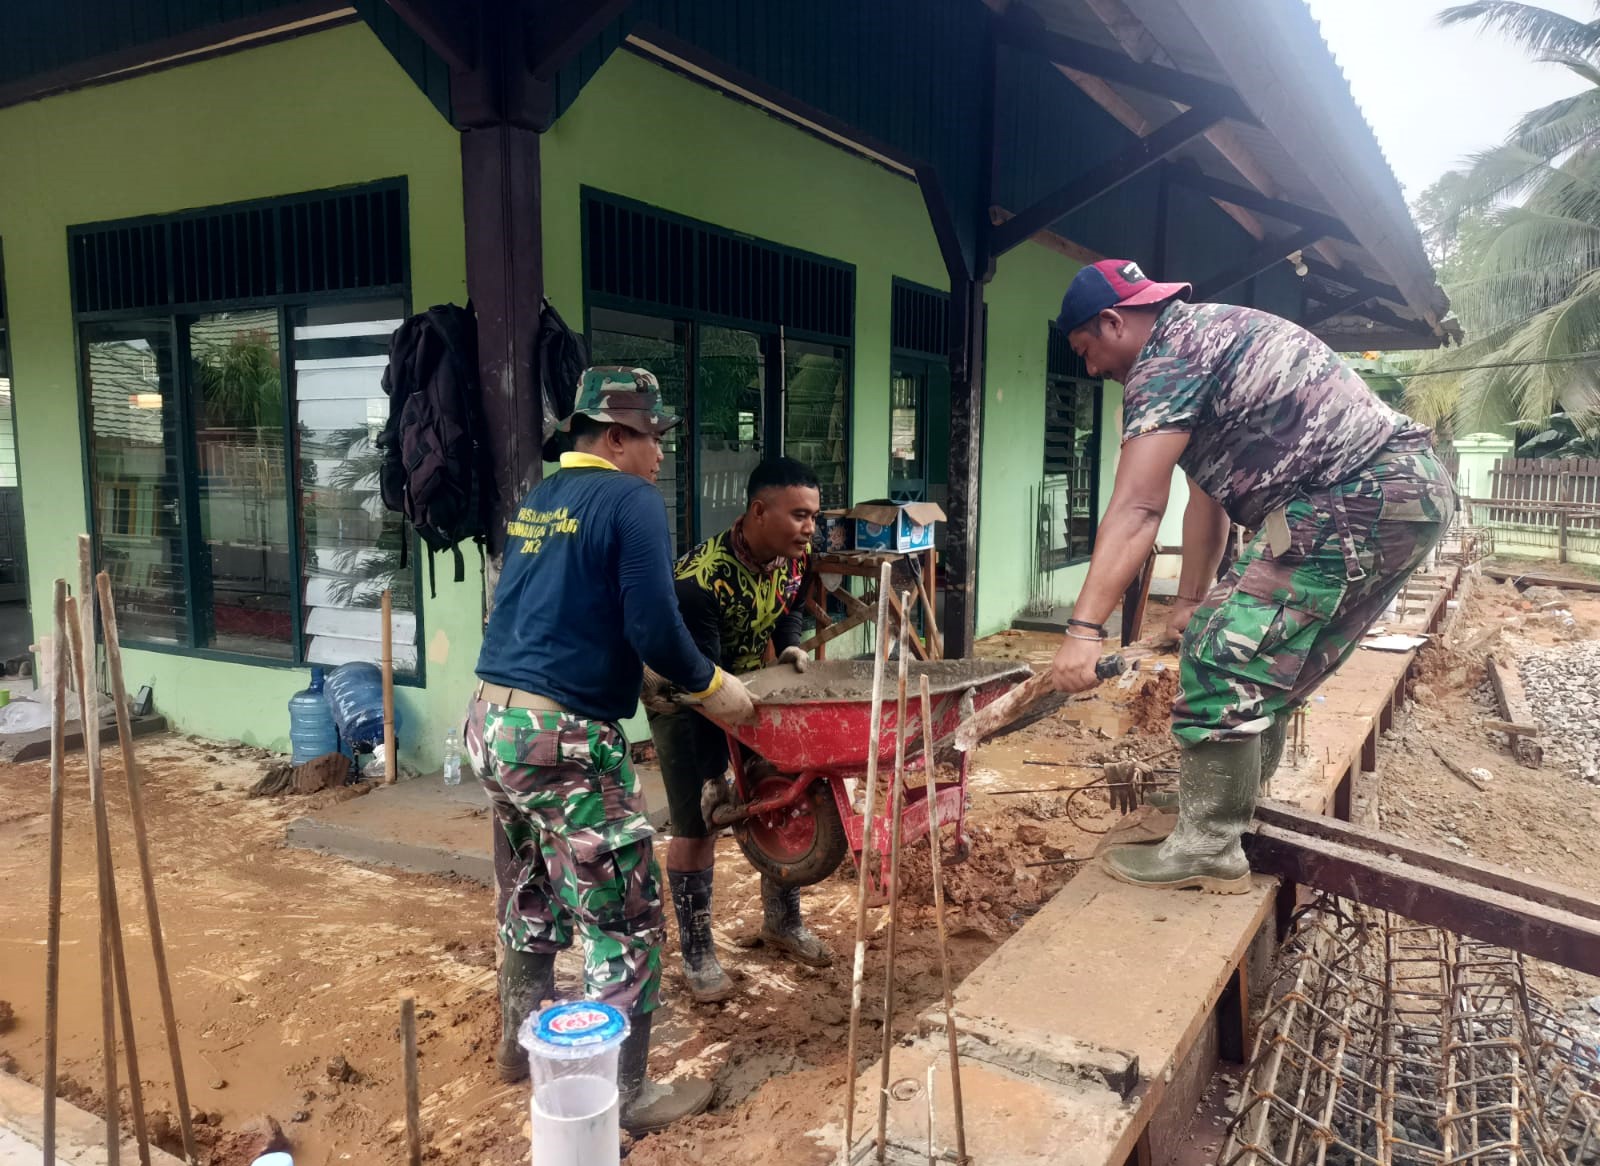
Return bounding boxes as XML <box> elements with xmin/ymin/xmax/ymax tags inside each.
<box><xmin>943</xmin><ymin>278</ymin><xmax>985</xmax><ymax>658</ymax></box>
<box><xmin>461</xmin><ymin>123</ymin><xmax>544</xmax><ymax>558</ymax></box>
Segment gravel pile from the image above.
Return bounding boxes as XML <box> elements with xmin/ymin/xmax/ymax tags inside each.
<box><xmin>1517</xmin><ymin>640</ymin><xmax>1600</xmax><ymax>782</ymax></box>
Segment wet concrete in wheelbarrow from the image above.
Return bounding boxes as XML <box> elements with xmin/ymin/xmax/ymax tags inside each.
<box><xmin>743</xmin><ymin>658</ymin><xmax>1032</xmax><ymax>704</ymax></box>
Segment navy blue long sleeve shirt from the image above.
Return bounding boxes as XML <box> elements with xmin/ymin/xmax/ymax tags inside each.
<box><xmin>475</xmin><ymin>453</ymin><xmax>717</xmax><ymax>723</ymax></box>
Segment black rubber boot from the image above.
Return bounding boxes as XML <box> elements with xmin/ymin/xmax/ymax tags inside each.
<box><xmin>618</xmin><ymin>1011</ymin><xmax>714</xmax><ymax>1134</ymax></box>
<box><xmin>668</xmin><ymin>867</ymin><xmax>734</xmax><ymax>1003</ymax></box>
<box><xmin>1101</xmin><ymin>735</ymin><xmax>1261</xmax><ymax>894</ymax></box>
<box><xmin>755</xmin><ymin>876</ymin><xmax>833</xmax><ymax>967</ymax></box>
<box><xmin>495</xmin><ymin>948</ymin><xmax>556</xmax><ymax>1083</ymax></box>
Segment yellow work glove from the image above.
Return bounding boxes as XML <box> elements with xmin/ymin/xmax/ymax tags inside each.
<box><xmin>639</xmin><ymin>666</ymin><xmax>678</xmax><ymax>716</ymax></box>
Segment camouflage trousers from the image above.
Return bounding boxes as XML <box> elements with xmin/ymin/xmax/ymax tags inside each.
<box><xmin>1174</xmin><ymin>447</ymin><xmax>1457</xmax><ymax>746</ymax></box>
<box><xmin>463</xmin><ymin>698</ymin><xmax>663</xmax><ymax>1017</ymax></box>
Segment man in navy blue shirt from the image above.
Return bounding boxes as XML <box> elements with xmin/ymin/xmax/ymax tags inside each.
<box><xmin>466</xmin><ymin>366</ymin><xmax>754</xmax><ymax>1134</ymax></box>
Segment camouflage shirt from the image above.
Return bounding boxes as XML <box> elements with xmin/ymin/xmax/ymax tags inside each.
<box><xmin>1121</xmin><ymin>301</ymin><xmax>1432</xmax><ymax>528</ymax></box>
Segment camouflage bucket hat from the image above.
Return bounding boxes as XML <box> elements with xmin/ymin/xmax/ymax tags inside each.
<box><xmin>558</xmin><ymin>366</ymin><xmax>681</xmax><ymax>436</ymax></box>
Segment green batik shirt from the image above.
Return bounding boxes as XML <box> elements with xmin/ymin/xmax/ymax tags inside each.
<box><xmin>672</xmin><ymin>519</ymin><xmax>812</xmax><ymax>675</ymax></box>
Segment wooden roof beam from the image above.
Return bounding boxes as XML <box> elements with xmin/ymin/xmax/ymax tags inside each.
<box><xmin>995</xmin><ymin>12</ymin><xmax>1258</xmax><ymax>126</ymax></box>
<box><xmin>1300</xmin><ymin>289</ymin><xmax>1375</xmax><ymax>329</ymax></box>
<box><xmin>529</xmin><ymin>0</ymin><xmax>636</xmax><ymax>82</ymax></box>
<box><xmin>992</xmin><ymin>104</ymin><xmax>1223</xmax><ymax>258</ymax></box>
<box><xmin>1192</xmin><ymin>226</ymin><xmax>1323</xmax><ymax>302</ymax></box>
<box><xmin>1302</xmin><ymin>259</ymin><xmax>1405</xmax><ymax>307</ymax></box>
<box><xmin>384</xmin><ymin>0</ymin><xmax>476</xmax><ymax>72</ymax></box>
<box><xmin>1168</xmin><ymin>165</ymin><xmax>1355</xmax><ymax>244</ymax></box>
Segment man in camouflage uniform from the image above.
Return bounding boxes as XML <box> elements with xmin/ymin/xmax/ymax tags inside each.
<box><xmin>1048</xmin><ymin>260</ymin><xmax>1456</xmax><ymax>893</ymax></box>
<box><xmin>466</xmin><ymin>366</ymin><xmax>756</xmax><ymax>1133</ymax></box>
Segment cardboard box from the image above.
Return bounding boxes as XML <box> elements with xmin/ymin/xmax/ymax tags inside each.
<box><xmin>848</xmin><ymin>501</ymin><xmax>946</xmax><ymax>553</ymax></box>
<box><xmin>816</xmin><ymin>509</ymin><xmax>854</xmax><ymax>553</ymax></box>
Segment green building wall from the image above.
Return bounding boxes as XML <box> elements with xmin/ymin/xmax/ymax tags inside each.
<box><xmin>0</xmin><ymin>25</ymin><xmax>1129</xmax><ymax>765</ymax></box>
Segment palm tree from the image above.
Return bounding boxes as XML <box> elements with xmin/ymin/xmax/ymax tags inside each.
<box><xmin>1412</xmin><ymin>3</ymin><xmax>1600</xmax><ymax>438</ymax></box>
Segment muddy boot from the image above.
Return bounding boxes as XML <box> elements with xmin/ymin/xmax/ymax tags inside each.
<box><xmin>668</xmin><ymin>868</ymin><xmax>734</xmax><ymax>1004</ymax></box>
<box><xmin>1258</xmin><ymin>715</ymin><xmax>1288</xmax><ymax>798</ymax></box>
<box><xmin>753</xmin><ymin>876</ymin><xmax>833</xmax><ymax>967</ymax></box>
<box><xmin>1100</xmin><ymin>736</ymin><xmax>1260</xmax><ymax>894</ymax></box>
<box><xmin>618</xmin><ymin>1012</ymin><xmax>714</xmax><ymax>1134</ymax></box>
<box><xmin>495</xmin><ymin>948</ymin><xmax>556</xmax><ymax>1083</ymax></box>
<box><xmin>1097</xmin><ymin>715</ymin><xmax>1288</xmax><ymax>853</ymax></box>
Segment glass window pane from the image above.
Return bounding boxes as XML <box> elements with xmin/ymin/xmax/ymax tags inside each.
<box><xmin>189</xmin><ymin>311</ymin><xmax>293</xmax><ymax>658</ymax></box>
<box><xmin>889</xmin><ymin>368</ymin><xmax>925</xmax><ymax>501</ymax></box>
<box><xmin>1042</xmin><ymin>374</ymin><xmax>1100</xmax><ymax>567</ymax></box>
<box><xmin>84</xmin><ymin>321</ymin><xmax>188</xmax><ymax>644</ymax></box>
<box><xmin>292</xmin><ymin>300</ymin><xmax>417</xmax><ymax>675</ymax></box>
<box><xmin>589</xmin><ymin>308</ymin><xmax>692</xmax><ymax>551</ymax></box>
<box><xmin>785</xmin><ymin>340</ymin><xmax>849</xmax><ymax>509</ymax></box>
<box><xmin>697</xmin><ymin>326</ymin><xmax>764</xmax><ymax>538</ymax></box>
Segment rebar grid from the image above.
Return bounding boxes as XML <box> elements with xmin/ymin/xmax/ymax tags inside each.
<box><xmin>1219</xmin><ymin>897</ymin><xmax>1600</xmax><ymax>1166</ymax></box>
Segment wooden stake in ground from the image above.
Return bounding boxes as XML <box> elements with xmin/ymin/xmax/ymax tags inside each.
<box><xmin>843</xmin><ymin>560</ymin><xmax>895</xmax><ymax>1163</ymax></box>
<box><xmin>382</xmin><ymin>589</ymin><xmax>396</xmax><ymax>783</ymax></box>
<box><xmin>44</xmin><ymin>580</ymin><xmax>69</xmax><ymax>1166</ymax></box>
<box><xmin>875</xmin><ymin>595</ymin><xmax>915</xmax><ymax>1162</ymax></box>
<box><xmin>919</xmin><ymin>675</ymin><xmax>968</xmax><ymax>1165</ymax></box>
<box><xmin>401</xmin><ymin>997</ymin><xmax>422</xmax><ymax>1166</ymax></box>
<box><xmin>97</xmin><ymin>572</ymin><xmax>199</xmax><ymax>1165</ymax></box>
<box><xmin>75</xmin><ymin>534</ymin><xmax>152</xmax><ymax>1166</ymax></box>
<box><xmin>63</xmin><ymin>599</ymin><xmax>123</xmax><ymax>1166</ymax></box>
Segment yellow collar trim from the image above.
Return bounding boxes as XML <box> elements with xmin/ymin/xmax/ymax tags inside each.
<box><xmin>559</xmin><ymin>451</ymin><xmax>618</xmax><ymax>472</ymax></box>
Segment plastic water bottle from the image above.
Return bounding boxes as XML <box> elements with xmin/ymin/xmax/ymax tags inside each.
<box><xmin>288</xmin><ymin>668</ymin><xmax>338</xmax><ymax>764</ymax></box>
<box><xmin>443</xmin><ymin>727</ymin><xmax>462</xmax><ymax>786</ymax></box>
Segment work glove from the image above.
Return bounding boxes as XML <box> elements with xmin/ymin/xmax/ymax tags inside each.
<box><xmin>640</xmin><ymin>666</ymin><xmax>677</xmax><ymax>716</ymax></box>
<box><xmin>690</xmin><ymin>668</ymin><xmax>757</xmax><ymax>725</ymax></box>
<box><xmin>776</xmin><ymin>645</ymin><xmax>809</xmax><ymax>673</ymax></box>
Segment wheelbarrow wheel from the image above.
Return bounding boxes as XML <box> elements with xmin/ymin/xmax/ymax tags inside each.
<box><xmin>732</xmin><ymin>772</ymin><xmax>849</xmax><ymax>889</ymax></box>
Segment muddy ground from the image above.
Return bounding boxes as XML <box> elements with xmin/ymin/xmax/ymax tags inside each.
<box><xmin>0</xmin><ymin>627</ymin><xmax>1172</xmax><ymax>1165</ymax></box>
<box><xmin>7</xmin><ymin>573</ymin><xmax>1600</xmax><ymax>1164</ymax></box>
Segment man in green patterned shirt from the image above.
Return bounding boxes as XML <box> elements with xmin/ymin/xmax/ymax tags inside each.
<box><xmin>644</xmin><ymin>457</ymin><xmax>829</xmax><ymax>1002</ymax></box>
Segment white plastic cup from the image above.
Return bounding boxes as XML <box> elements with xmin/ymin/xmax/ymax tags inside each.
<box><xmin>519</xmin><ymin>1001</ymin><xmax>630</xmax><ymax>1166</ymax></box>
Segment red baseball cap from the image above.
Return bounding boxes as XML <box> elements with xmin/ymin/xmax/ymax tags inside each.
<box><xmin>1056</xmin><ymin>259</ymin><xmax>1191</xmax><ymax>335</ymax></box>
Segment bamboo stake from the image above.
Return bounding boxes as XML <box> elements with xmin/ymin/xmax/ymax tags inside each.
<box><xmin>381</xmin><ymin>589</ymin><xmax>396</xmax><ymax>783</ymax></box>
<box><xmin>64</xmin><ymin>597</ymin><xmax>121</xmax><ymax>1166</ymax></box>
<box><xmin>76</xmin><ymin>535</ymin><xmax>151</xmax><ymax>1166</ymax></box>
<box><xmin>842</xmin><ymin>560</ymin><xmax>895</xmax><ymax>1163</ymax></box>
<box><xmin>44</xmin><ymin>581</ymin><xmax>69</xmax><ymax>1166</ymax></box>
<box><xmin>97</xmin><ymin>572</ymin><xmax>198</xmax><ymax>1165</ymax></box>
<box><xmin>919</xmin><ymin>675</ymin><xmax>968</xmax><ymax>1165</ymax></box>
<box><xmin>401</xmin><ymin>997</ymin><xmax>422</xmax><ymax>1166</ymax></box>
<box><xmin>875</xmin><ymin>594</ymin><xmax>914</xmax><ymax>1161</ymax></box>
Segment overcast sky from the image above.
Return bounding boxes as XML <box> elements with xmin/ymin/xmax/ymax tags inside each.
<box><xmin>1305</xmin><ymin>0</ymin><xmax>1593</xmax><ymax>201</ymax></box>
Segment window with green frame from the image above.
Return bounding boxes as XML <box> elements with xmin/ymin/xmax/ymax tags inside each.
<box><xmin>582</xmin><ymin>190</ymin><xmax>854</xmax><ymax>552</ymax></box>
<box><xmin>1042</xmin><ymin>323</ymin><xmax>1103</xmax><ymax>569</ymax></box>
<box><xmin>73</xmin><ymin>181</ymin><xmax>420</xmax><ymax>675</ymax></box>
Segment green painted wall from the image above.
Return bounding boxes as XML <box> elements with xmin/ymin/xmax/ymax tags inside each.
<box><xmin>0</xmin><ymin>29</ymin><xmax>1133</xmax><ymax>763</ymax></box>
<box><xmin>0</xmin><ymin>25</ymin><xmax>473</xmax><ymax>766</ymax></box>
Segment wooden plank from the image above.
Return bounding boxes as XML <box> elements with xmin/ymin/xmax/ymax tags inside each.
<box><xmin>1486</xmin><ymin>653</ymin><xmax>1544</xmax><ymax>767</ymax></box>
<box><xmin>1482</xmin><ymin>565</ymin><xmax>1600</xmax><ymax>593</ymax></box>
<box><xmin>1483</xmin><ymin>717</ymin><xmax>1541</xmax><ymax>737</ymax></box>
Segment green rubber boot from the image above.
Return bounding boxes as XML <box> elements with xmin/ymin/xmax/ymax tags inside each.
<box><xmin>1097</xmin><ymin>715</ymin><xmax>1287</xmax><ymax>852</ymax></box>
<box><xmin>1100</xmin><ymin>735</ymin><xmax>1260</xmax><ymax>894</ymax></box>
<box><xmin>495</xmin><ymin>948</ymin><xmax>556</xmax><ymax>1083</ymax></box>
<box><xmin>1258</xmin><ymin>715</ymin><xmax>1288</xmax><ymax>797</ymax></box>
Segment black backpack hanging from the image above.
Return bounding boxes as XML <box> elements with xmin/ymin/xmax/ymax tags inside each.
<box><xmin>377</xmin><ymin>303</ymin><xmax>491</xmax><ymax>596</ymax></box>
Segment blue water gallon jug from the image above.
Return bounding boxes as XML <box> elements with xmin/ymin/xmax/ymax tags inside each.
<box><xmin>288</xmin><ymin>667</ymin><xmax>338</xmax><ymax>764</ymax></box>
<box><xmin>323</xmin><ymin>661</ymin><xmax>396</xmax><ymax>749</ymax></box>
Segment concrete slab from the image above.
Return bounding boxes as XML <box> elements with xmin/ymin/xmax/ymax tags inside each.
<box><xmin>283</xmin><ymin>761</ymin><xmax>670</xmax><ymax>883</ymax></box>
<box><xmin>0</xmin><ymin>1071</ymin><xmax>185</xmax><ymax>1166</ymax></box>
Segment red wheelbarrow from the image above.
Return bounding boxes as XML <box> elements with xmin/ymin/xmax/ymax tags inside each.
<box><xmin>699</xmin><ymin>658</ymin><xmax>1033</xmax><ymax>902</ymax></box>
